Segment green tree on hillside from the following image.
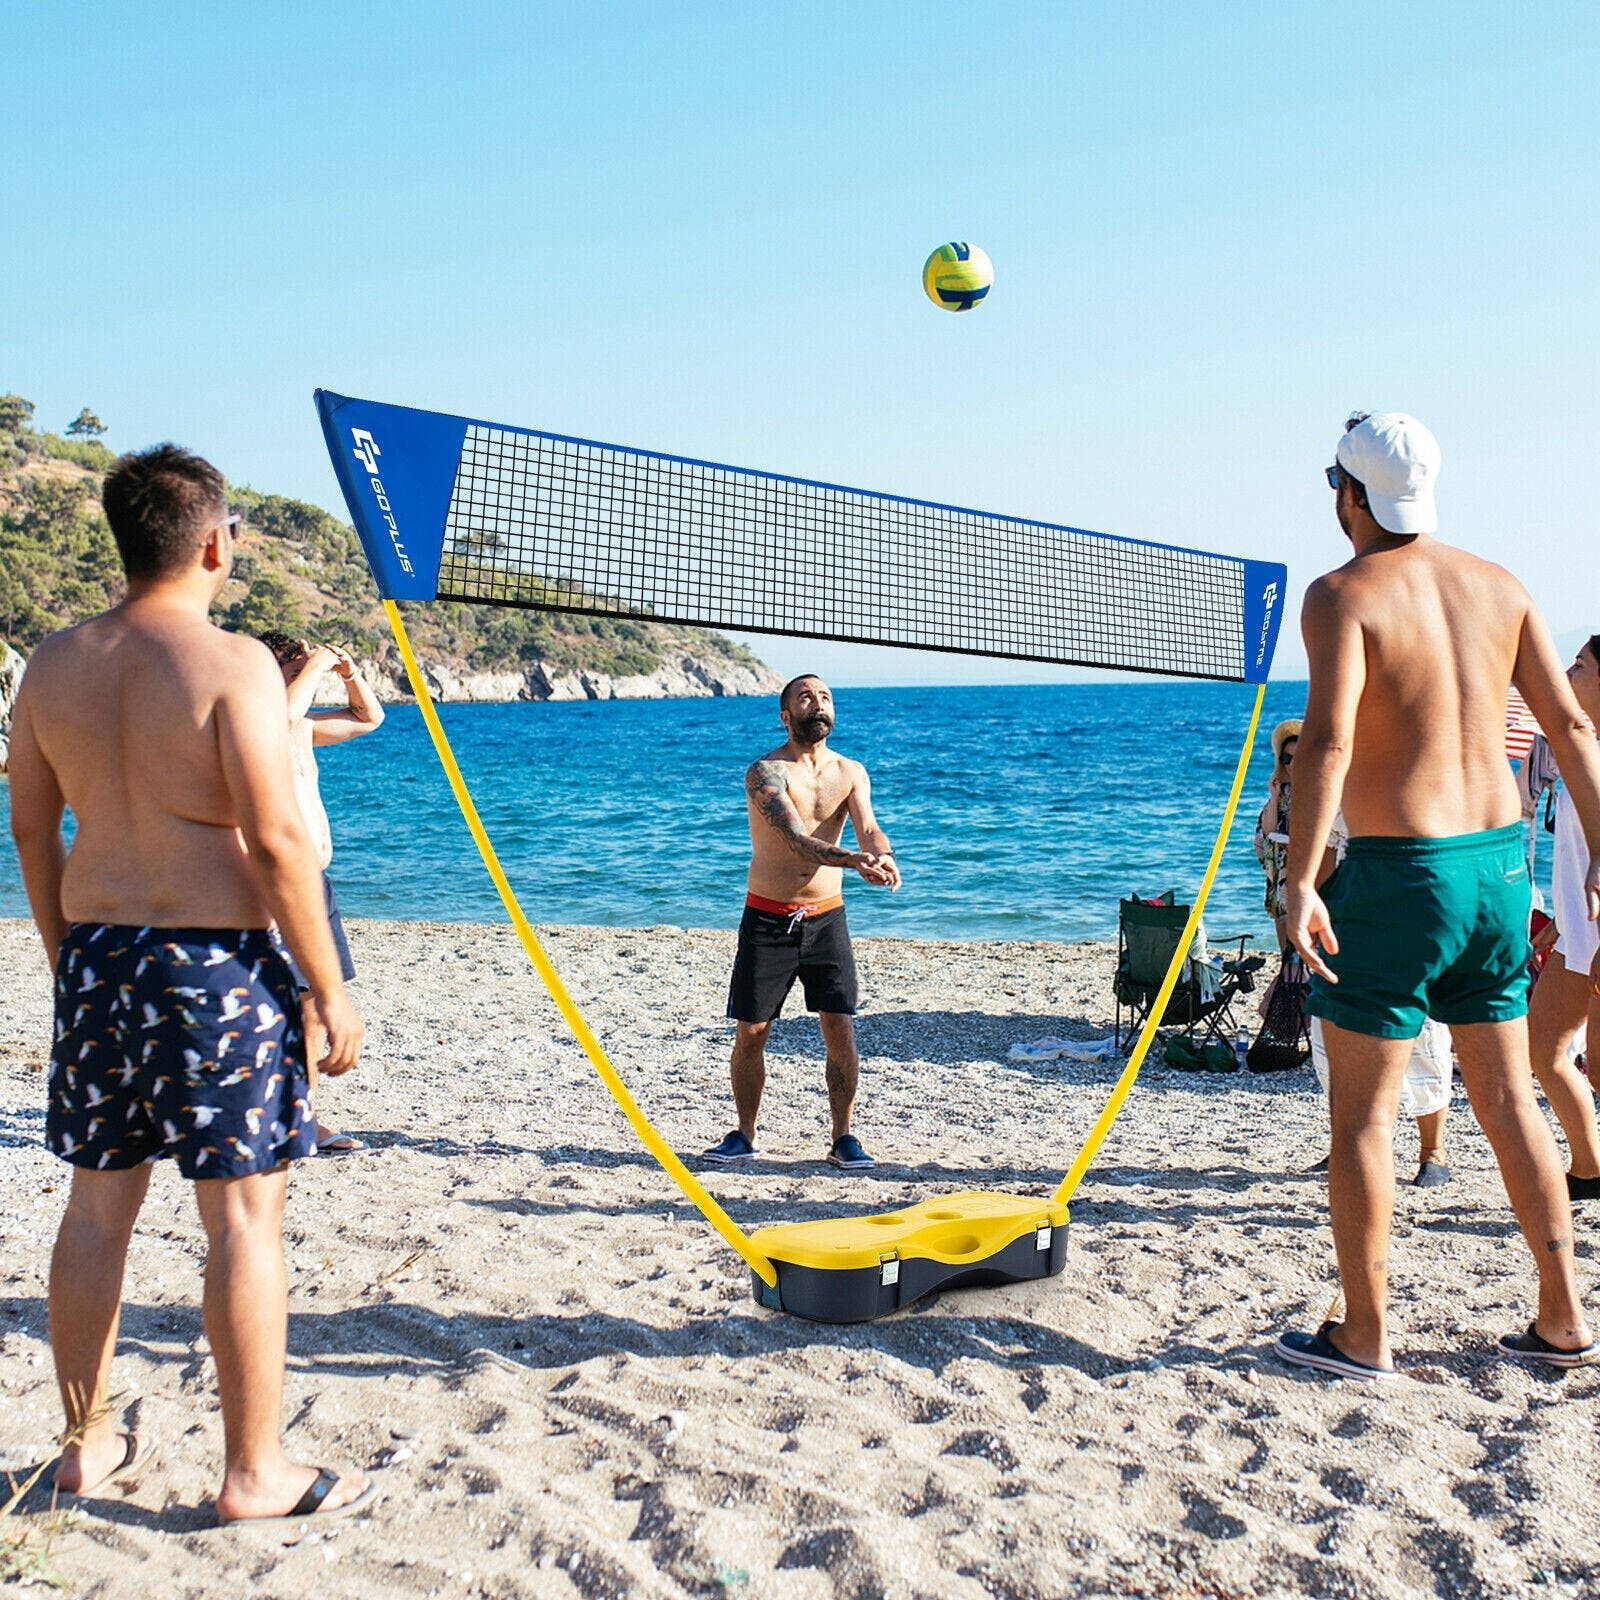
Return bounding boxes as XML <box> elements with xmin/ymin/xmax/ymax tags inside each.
<box><xmin>0</xmin><ymin>394</ymin><xmax>35</xmax><ymax>436</ymax></box>
<box><xmin>223</xmin><ymin>570</ymin><xmax>304</xmax><ymax>637</ymax></box>
<box><xmin>0</xmin><ymin>476</ymin><xmax>122</xmax><ymax>644</ymax></box>
<box><xmin>66</xmin><ymin>408</ymin><xmax>107</xmax><ymax>438</ymax></box>
<box><xmin>0</xmin><ymin>409</ymin><xmax>775</xmax><ymax>684</ymax></box>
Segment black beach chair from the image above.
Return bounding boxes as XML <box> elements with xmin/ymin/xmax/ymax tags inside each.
<box><xmin>1113</xmin><ymin>891</ymin><xmax>1263</xmax><ymax>1052</ymax></box>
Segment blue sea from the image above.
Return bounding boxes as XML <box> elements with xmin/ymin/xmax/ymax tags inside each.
<box><xmin>0</xmin><ymin>681</ymin><xmax>1552</xmax><ymax>944</ymax></box>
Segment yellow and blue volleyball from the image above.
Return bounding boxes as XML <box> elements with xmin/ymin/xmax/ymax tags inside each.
<box><xmin>922</xmin><ymin>242</ymin><xmax>993</xmax><ymax>312</ymax></box>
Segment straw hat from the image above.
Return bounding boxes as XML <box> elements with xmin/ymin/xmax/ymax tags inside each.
<box><xmin>1270</xmin><ymin>719</ymin><xmax>1303</xmax><ymax>763</ymax></box>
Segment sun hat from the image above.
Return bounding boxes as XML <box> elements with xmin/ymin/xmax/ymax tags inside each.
<box><xmin>1270</xmin><ymin>719</ymin><xmax>1302</xmax><ymax>763</ymax></box>
<box><xmin>1335</xmin><ymin>412</ymin><xmax>1440</xmax><ymax>535</ymax></box>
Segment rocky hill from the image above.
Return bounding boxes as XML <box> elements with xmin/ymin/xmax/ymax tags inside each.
<box><xmin>0</xmin><ymin>394</ymin><xmax>783</xmax><ymax>741</ymax></box>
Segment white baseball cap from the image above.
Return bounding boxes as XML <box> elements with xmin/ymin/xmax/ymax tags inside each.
<box><xmin>1335</xmin><ymin>412</ymin><xmax>1440</xmax><ymax>535</ymax></box>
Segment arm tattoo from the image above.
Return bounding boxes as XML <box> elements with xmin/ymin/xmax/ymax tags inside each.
<box><xmin>746</xmin><ymin>761</ymin><xmax>858</xmax><ymax>867</ymax></box>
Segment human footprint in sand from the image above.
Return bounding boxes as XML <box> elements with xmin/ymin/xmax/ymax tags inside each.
<box><xmin>703</xmin><ymin>675</ymin><xmax>899</xmax><ymax>1171</ymax></box>
<box><xmin>1279</xmin><ymin>411</ymin><xmax>1600</xmax><ymax>1381</ymax></box>
<box><xmin>7</xmin><ymin>446</ymin><xmax>374</xmax><ymax>1520</ymax></box>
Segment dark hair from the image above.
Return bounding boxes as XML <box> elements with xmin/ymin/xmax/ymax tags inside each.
<box><xmin>101</xmin><ymin>444</ymin><xmax>228</xmax><ymax>580</ymax></box>
<box><xmin>780</xmin><ymin>674</ymin><xmax>824</xmax><ymax>713</ymax></box>
<box><xmin>1339</xmin><ymin>411</ymin><xmax>1370</xmax><ymax>510</ymax></box>
<box><xmin>256</xmin><ymin>630</ymin><xmax>303</xmax><ymax>665</ymax></box>
<box><xmin>1587</xmin><ymin>634</ymin><xmax>1600</xmax><ymax>663</ymax></box>
<box><xmin>1344</xmin><ymin>471</ymin><xmax>1368</xmax><ymax>509</ymax></box>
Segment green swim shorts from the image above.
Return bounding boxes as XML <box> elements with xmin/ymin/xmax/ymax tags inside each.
<box><xmin>1308</xmin><ymin>823</ymin><xmax>1530</xmax><ymax>1040</ymax></box>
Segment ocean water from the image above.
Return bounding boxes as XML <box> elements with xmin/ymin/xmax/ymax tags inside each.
<box><xmin>0</xmin><ymin>681</ymin><xmax>1553</xmax><ymax>944</ymax></box>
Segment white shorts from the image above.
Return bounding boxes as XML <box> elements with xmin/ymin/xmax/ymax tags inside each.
<box><xmin>1310</xmin><ymin>1015</ymin><xmax>1454</xmax><ymax>1120</ymax></box>
<box><xmin>1552</xmin><ymin>786</ymin><xmax>1600</xmax><ymax>972</ymax></box>
<box><xmin>1553</xmin><ymin>920</ymin><xmax>1599</xmax><ymax>974</ymax></box>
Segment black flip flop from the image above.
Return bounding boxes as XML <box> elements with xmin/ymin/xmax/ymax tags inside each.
<box><xmin>58</xmin><ymin>1431</ymin><xmax>158</xmax><ymax>1500</ymax></box>
<box><xmin>219</xmin><ymin>1468</ymin><xmax>380</xmax><ymax>1527</ymax></box>
<box><xmin>1496</xmin><ymin>1323</ymin><xmax>1600</xmax><ymax>1368</ymax></box>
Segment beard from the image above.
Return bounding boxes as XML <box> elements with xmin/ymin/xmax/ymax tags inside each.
<box><xmin>793</xmin><ymin>713</ymin><xmax>834</xmax><ymax>744</ymax></box>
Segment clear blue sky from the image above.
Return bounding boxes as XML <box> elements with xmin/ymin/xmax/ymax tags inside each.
<box><xmin>6</xmin><ymin>2</ymin><xmax>1597</xmax><ymax>682</ymax></box>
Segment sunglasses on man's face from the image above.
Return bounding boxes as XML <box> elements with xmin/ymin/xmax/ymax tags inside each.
<box><xmin>1324</xmin><ymin>464</ymin><xmax>1342</xmax><ymax>491</ymax></box>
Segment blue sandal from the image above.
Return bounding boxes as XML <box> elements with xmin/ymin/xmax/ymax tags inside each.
<box><xmin>701</xmin><ymin>1129</ymin><xmax>760</xmax><ymax>1163</ymax></box>
<box><xmin>1497</xmin><ymin>1322</ymin><xmax>1599</xmax><ymax>1368</ymax></box>
<box><xmin>826</xmin><ymin>1134</ymin><xmax>876</xmax><ymax>1169</ymax></box>
<box><xmin>1274</xmin><ymin>1320</ymin><xmax>1396</xmax><ymax>1381</ymax></box>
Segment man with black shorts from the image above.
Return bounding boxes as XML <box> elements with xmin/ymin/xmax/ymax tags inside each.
<box><xmin>7</xmin><ymin>445</ymin><xmax>374</xmax><ymax>1521</ymax></box>
<box><xmin>1277</xmin><ymin>411</ymin><xmax>1600</xmax><ymax>1379</ymax></box>
<box><xmin>702</xmin><ymin>675</ymin><xmax>899</xmax><ymax>1169</ymax></box>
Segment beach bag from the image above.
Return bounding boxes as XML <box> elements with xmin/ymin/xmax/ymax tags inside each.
<box><xmin>1528</xmin><ymin>908</ymin><xmax>1555</xmax><ymax>990</ymax></box>
<box><xmin>1163</xmin><ymin>1034</ymin><xmax>1236</xmax><ymax>1073</ymax></box>
<box><xmin>1247</xmin><ymin>953</ymin><xmax>1311</xmax><ymax>1072</ymax></box>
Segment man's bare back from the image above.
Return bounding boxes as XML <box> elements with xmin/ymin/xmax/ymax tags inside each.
<box><xmin>17</xmin><ymin>602</ymin><xmax>296</xmax><ymax>929</ymax></box>
<box><xmin>1304</xmin><ymin>537</ymin><xmax>1530</xmax><ymax>840</ymax></box>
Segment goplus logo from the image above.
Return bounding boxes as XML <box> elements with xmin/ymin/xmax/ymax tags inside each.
<box><xmin>1254</xmin><ymin>580</ymin><xmax>1279</xmax><ymax>668</ymax></box>
<box><xmin>350</xmin><ymin>427</ymin><xmax>414</xmax><ymax>576</ymax></box>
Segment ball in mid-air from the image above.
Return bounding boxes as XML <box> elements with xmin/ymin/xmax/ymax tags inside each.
<box><xmin>922</xmin><ymin>242</ymin><xmax>993</xmax><ymax>312</ymax></box>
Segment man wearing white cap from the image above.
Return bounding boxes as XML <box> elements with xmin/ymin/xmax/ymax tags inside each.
<box><xmin>1275</xmin><ymin>411</ymin><xmax>1600</xmax><ymax>1380</ymax></box>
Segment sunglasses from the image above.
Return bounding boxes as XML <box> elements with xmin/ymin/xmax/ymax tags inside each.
<box><xmin>1324</xmin><ymin>413</ymin><xmax>1371</xmax><ymax>489</ymax></box>
<box><xmin>219</xmin><ymin>512</ymin><xmax>242</xmax><ymax>534</ymax></box>
<box><xmin>1280</xmin><ymin>751</ymin><xmax>1294</xmax><ymax>765</ymax></box>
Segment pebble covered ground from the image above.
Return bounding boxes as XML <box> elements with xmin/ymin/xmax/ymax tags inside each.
<box><xmin>2</xmin><ymin>916</ymin><xmax>1598</xmax><ymax>1598</ymax></box>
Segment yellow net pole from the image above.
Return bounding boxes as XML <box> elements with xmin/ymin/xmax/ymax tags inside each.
<box><xmin>382</xmin><ymin>600</ymin><xmax>778</xmax><ymax>1286</ymax></box>
<box><xmin>1054</xmin><ymin>682</ymin><xmax>1267</xmax><ymax>1205</ymax></box>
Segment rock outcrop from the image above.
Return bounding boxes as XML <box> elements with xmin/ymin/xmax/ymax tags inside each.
<box><xmin>0</xmin><ymin>643</ymin><xmax>23</xmax><ymax>771</ymax></box>
<box><xmin>0</xmin><ymin>637</ymin><xmax>783</xmax><ymax>743</ymax></box>
<box><xmin>359</xmin><ymin>644</ymin><xmax>783</xmax><ymax>704</ymax></box>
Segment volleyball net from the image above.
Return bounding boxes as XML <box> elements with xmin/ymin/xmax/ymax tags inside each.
<box><xmin>313</xmin><ymin>387</ymin><xmax>1286</xmax><ymax>1285</ymax></box>
<box><xmin>316</xmin><ymin>390</ymin><xmax>1286</xmax><ymax>682</ymax></box>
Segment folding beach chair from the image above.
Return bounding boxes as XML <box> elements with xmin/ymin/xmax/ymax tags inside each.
<box><xmin>1113</xmin><ymin>891</ymin><xmax>1263</xmax><ymax>1052</ymax></box>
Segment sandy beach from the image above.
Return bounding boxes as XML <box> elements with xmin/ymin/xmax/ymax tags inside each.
<box><xmin>2</xmin><ymin>914</ymin><xmax>1598</xmax><ymax>1598</ymax></box>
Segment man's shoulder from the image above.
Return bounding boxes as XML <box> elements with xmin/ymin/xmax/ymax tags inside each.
<box><xmin>207</xmin><ymin>626</ymin><xmax>282</xmax><ymax>677</ymax></box>
<box><xmin>825</xmin><ymin>750</ymin><xmax>869</xmax><ymax>788</ymax></box>
<box><xmin>1431</xmin><ymin>539</ymin><xmax>1521</xmax><ymax>590</ymax></box>
<box><xmin>1311</xmin><ymin>537</ymin><xmax>1519</xmax><ymax>598</ymax></box>
<box><xmin>17</xmin><ymin>612</ymin><xmax>120</xmax><ymax>687</ymax></box>
<box><xmin>746</xmin><ymin>751</ymin><xmax>790</xmax><ymax>786</ymax></box>
<box><xmin>19</xmin><ymin>624</ymin><xmax>76</xmax><ymax>672</ymax></box>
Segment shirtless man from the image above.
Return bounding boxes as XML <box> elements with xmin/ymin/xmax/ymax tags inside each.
<box><xmin>7</xmin><ymin>445</ymin><xmax>374</xmax><ymax>1521</ymax></box>
<box><xmin>701</xmin><ymin>675</ymin><xmax>899</xmax><ymax>1169</ymax></box>
<box><xmin>258</xmin><ymin>632</ymin><xmax>385</xmax><ymax>1154</ymax></box>
<box><xmin>1276</xmin><ymin>412</ymin><xmax>1600</xmax><ymax>1379</ymax></box>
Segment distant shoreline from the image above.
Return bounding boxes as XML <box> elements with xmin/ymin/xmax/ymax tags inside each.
<box><xmin>1</xmin><ymin>917</ymin><xmax>1194</xmax><ymax>954</ymax></box>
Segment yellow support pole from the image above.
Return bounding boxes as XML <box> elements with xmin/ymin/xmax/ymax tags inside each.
<box><xmin>382</xmin><ymin>600</ymin><xmax>778</xmax><ymax>1286</ymax></box>
<box><xmin>1054</xmin><ymin>683</ymin><xmax>1267</xmax><ymax>1205</ymax></box>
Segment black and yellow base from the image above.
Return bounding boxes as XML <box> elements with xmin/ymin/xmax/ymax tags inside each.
<box><xmin>749</xmin><ymin>1191</ymin><xmax>1070</xmax><ymax>1323</ymax></box>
